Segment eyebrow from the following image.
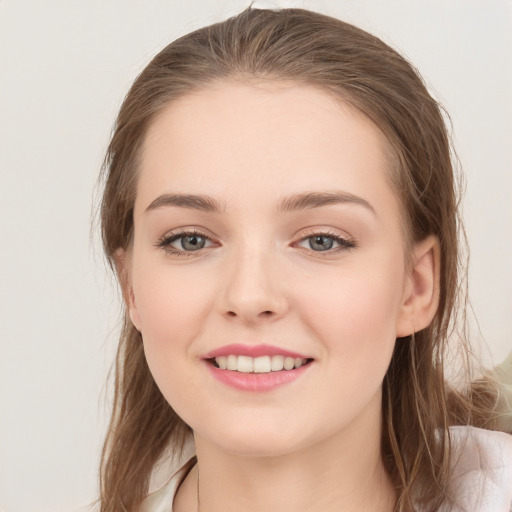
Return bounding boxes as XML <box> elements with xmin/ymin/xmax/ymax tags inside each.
<box><xmin>144</xmin><ymin>191</ymin><xmax>375</xmax><ymax>215</ymax></box>
<box><xmin>276</xmin><ymin>191</ymin><xmax>375</xmax><ymax>215</ymax></box>
<box><xmin>145</xmin><ymin>194</ymin><xmax>225</xmax><ymax>213</ymax></box>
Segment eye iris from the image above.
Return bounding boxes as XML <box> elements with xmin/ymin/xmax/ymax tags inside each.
<box><xmin>309</xmin><ymin>235</ymin><xmax>334</xmax><ymax>251</ymax></box>
<box><xmin>181</xmin><ymin>235</ymin><xmax>205</xmax><ymax>251</ymax></box>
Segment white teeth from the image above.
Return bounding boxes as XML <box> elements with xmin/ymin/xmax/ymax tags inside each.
<box><xmin>271</xmin><ymin>355</ymin><xmax>284</xmax><ymax>371</ymax></box>
<box><xmin>214</xmin><ymin>354</ymin><xmax>308</xmax><ymax>373</ymax></box>
<box><xmin>284</xmin><ymin>357</ymin><xmax>295</xmax><ymax>370</ymax></box>
<box><xmin>237</xmin><ymin>355</ymin><xmax>253</xmax><ymax>373</ymax></box>
<box><xmin>227</xmin><ymin>354</ymin><xmax>238</xmax><ymax>371</ymax></box>
<box><xmin>254</xmin><ymin>356</ymin><xmax>271</xmax><ymax>373</ymax></box>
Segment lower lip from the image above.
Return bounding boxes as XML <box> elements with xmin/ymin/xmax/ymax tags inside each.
<box><xmin>204</xmin><ymin>361</ymin><xmax>312</xmax><ymax>392</ymax></box>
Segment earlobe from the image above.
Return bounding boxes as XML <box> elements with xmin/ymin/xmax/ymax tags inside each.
<box><xmin>114</xmin><ymin>248</ymin><xmax>142</xmax><ymax>332</ymax></box>
<box><xmin>396</xmin><ymin>235</ymin><xmax>440</xmax><ymax>337</ymax></box>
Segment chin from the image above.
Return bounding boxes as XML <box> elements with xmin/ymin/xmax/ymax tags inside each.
<box><xmin>193</xmin><ymin>415</ymin><xmax>321</xmax><ymax>459</ymax></box>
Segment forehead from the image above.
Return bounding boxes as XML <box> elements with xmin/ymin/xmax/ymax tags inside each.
<box><xmin>136</xmin><ymin>80</ymin><xmax>398</xmax><ymax>218</ymax></box>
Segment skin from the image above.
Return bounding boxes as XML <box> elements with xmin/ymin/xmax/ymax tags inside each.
<box><xmin>119</xmin><ymin>81</ymin><xmax>439</xmax><ymax>512</ymax></box>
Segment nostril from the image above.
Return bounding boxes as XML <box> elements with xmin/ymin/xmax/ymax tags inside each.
<box><xmin>225</xmin><ymin>310</ymin><xmax>276</xmax><ymax>319</ymax></box>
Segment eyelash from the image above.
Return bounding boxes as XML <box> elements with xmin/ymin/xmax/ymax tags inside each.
<box><xmin>156</xmin><ymin>229</ymin><xmax>215</xmax><ymax>258</ymax></box>
<box><xmin>155</xmin><ymin>229</ymin><xmax>357</xmax><ymax>258</ymax></box>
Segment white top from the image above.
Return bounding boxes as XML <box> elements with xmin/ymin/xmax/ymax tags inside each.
<box><xmin>141</xmin><ymin>426</ymin><xmax>512</xmax><ymax>512</ymax></box>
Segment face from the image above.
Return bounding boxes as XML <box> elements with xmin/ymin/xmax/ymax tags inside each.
<box><xmin>124</xmin><ymin>81</ymin><xmax>415</xmax><ymax>457</ymax></box>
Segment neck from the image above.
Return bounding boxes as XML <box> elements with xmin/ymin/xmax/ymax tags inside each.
<box><xmin>175</xmin><ymin>400</ymin><xmax>396</xmax><ymax>512</ymax></box>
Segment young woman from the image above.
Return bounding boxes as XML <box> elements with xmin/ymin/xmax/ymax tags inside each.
<box><xmin>98</xmin><ymin>7</ymin><xmax>512</xmax><ymax>512</ymax></box>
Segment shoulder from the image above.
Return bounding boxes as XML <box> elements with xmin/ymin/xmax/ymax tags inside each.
<box><xmin>447</xmin><ymin>426</ymin><xmax>512</xmax><ymax>511</ymax></box>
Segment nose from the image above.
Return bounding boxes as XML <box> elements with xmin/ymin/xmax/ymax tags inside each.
<box><xmin>219</xmin><ymin>245</ymin><xmax>289</xmax><ymax>325</ymax></box>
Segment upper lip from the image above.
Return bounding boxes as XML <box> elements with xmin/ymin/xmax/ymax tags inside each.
<box><xmin>202</xmin><ymin>343</ymin><xmax>311</xmax><ymax>359</ymax></box>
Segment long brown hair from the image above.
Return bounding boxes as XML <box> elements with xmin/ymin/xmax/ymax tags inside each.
<box><xmin>99</xmin><ymin>7</ymin><xmax>503</xmax><ymax>511</ymax></box>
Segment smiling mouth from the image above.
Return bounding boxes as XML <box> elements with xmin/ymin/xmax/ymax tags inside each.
<box><xmin>208</xmin><ymin>355</ymin><xmax>314</xmax><ymax>373</ymax></box>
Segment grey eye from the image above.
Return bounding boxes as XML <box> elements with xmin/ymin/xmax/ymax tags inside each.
<box><xmin>308</xmin><ymin>235</ymin><xmax>334</xmax><ymax>251</ymax></box>
<box><xmin>180</xmin><ymin>235</ymin><xmax>206</xmax><ymax>251</ymax></box>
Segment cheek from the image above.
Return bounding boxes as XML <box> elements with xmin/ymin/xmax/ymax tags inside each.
<box><xmin>292</xmin><ymin>266</ymin><xmax>403</xmax><ymax>431</ymax></box>
<box><xmin>130</xmin><ymin>260</ymin><xmax>216</xmax><ymax>375</ymax></box>
<box><xmin>302</xmin><ymin>266</ymin><xmax>403</xmax><ymax>339</ymax></box>
<box><xmin>133</xmin><ymin>258</ymin><xmax>209</xmax><ymax>326</ymax></box>
<box><xmin>130</xmin><ymin>263</ymin><xmax>218</xmax><ymax>421</ymax></box>
<box><xmin>297</xmin><ymin>256</ymin><xmax>405</xmax><ymax>381</ymax></box>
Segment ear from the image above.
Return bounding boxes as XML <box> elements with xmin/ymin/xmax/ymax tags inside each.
<box><xmin>114</xmin><ymin>248</ymin><xmax>142</xmax><ymax>332</ymax></box>
<box><xmin>395</xmin><ymin>235</ymin><xmax>440</xmax><ymax>337</ymax></box>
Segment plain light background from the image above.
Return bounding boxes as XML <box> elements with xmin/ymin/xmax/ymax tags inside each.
<box><xmin>0</xmin><ymin>1</ymin><xmax>511</xmax><ymax>511</ymax></box>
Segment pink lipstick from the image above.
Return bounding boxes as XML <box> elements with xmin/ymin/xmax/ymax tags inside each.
<box><xmin>203</xmin><ymin>343</ymin><xmax>309</xmax><ymax>359</ymax></box>
<box><xmin>202</xmin><ymin>344</ymin><xmax>313</xmax><ymax>392</ymax></box>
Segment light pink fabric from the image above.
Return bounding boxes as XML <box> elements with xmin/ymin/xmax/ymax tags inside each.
<box><xmin>438</xmin><ymin>426</ymin><xmax>512</xmax><ymax>511</ymax></box>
